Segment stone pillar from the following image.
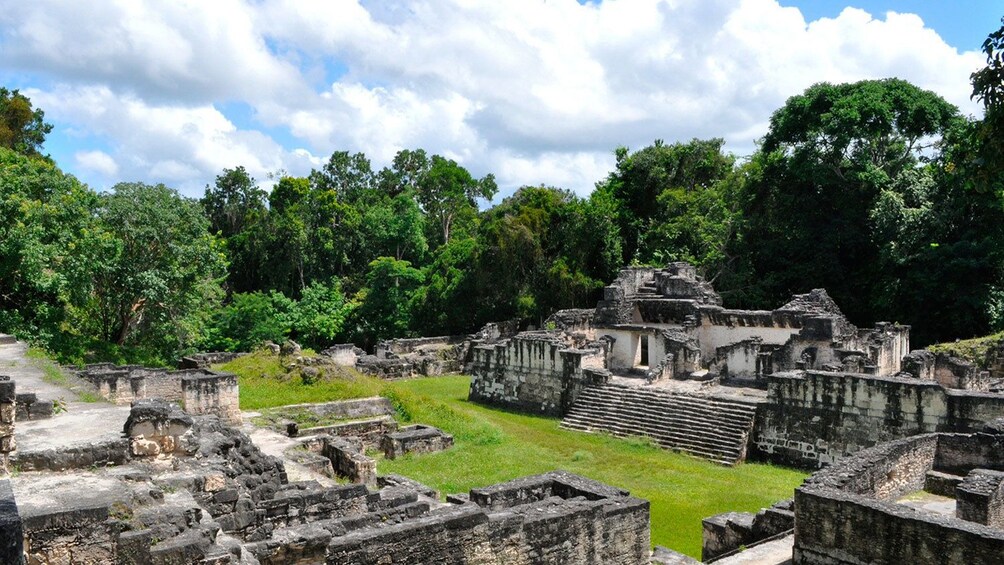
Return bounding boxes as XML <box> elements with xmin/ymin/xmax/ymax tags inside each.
<box><xmin>0</xmin><ymin>376</ymin><xmax>15</xmax><ymax>472</ymax></box>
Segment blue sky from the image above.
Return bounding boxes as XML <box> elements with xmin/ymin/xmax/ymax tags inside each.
<box><xmin>0</xmin><ymin>0</ymin><xmax>996</xmax><ymax>198</ymax></box>
<box><xmin>783</xmin><ymin>1</ymin><xmax>1002</xmax><ymax>50</ymax></box>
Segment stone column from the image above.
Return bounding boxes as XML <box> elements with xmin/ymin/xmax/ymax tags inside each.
<box><xmin>0</xmin><ymin>376</ymin><xmax>15</xmax><ymax>473</ymax></box>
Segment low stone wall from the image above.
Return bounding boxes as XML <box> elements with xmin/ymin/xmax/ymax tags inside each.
<box><xmin>0</xmin><ymin>377</ymin><xmax>14</xmax><ymax>462</ymax></box>
<box><xmin>13</xmin><ymin>438</ymin><xmax>131</xmax><ymax>472</ymax></box>
<box><xmin>956</xmin><ymin>469</ymin><xmax>1004</xmax><ymax>527</ymax></box>
<box><xmin>467</xmin><ymin>333</ymin><xmax>606</xmax><ymax>415</ymax></box>
<box><xmin>322</xmin><ymin>436</ymin><xmax>377</xmax><ymax>487</ymax></box>
<box><xmin>15</xmin><ymin>393</ymin><xmax>53</xmax><ymax>421</ymax></box>
<box><xmin>753</xmin><ymin>370</ymin><xmax>1004</xmax><ymax>468</ymax></box>
<box><xmin>0</xmin><ymin>480</ymin><xmax>22</xmax><ymax>564</ymax></box>
<box><xmin>76</xmin><ymin>364</ymin><xmax>241</xmax><ymax>424</ymax></box>
<box><xmin>327</xmin><ymin>471</ymin><xmax>651</xmax><ymax>565</ymax></box>
<box><xmin>793</xmin><ymin>433</ymin><xmax>1004</xmax><ymax>564</ymax></box>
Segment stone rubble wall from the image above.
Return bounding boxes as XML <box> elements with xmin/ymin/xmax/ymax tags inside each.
<box><xmin>326</xmin><ymin>471</ymin><xmax>651</xmax><ymax>565</ymax></box>
<box><xmin>753</xmin><ymin>370</ymin><xmax>1004</xmax><ymax>468</ymax></box>
<box><xmin>15</xmin><ymin>393</ymin><xmax>53</xmax><ymax>421</ymax></box>
<box><xmin>956</xmin><ymin>469</ymin><xmax>1004</xmax><ymax>527</ymax></box>
<box><xmin>176</xmin><ymin>351</ymin><xmax>245</xmax><ymax>369</ymax></box>
<box><xmin>0</xmin><ymin>377</ymin><xmax>14</xmax><ymax>462</ymax></box>
<box><xmin>380</xmin><ymin>425</ymin><xmax>453</xmax><ymax>460</ymax></box>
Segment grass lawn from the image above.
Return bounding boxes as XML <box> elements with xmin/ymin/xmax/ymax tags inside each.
<box><xmin>224</xmin><ymin>354</ymin><xmax>807</xmax><ymax>558</ymax></box>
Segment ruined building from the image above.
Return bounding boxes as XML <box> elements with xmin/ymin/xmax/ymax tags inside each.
<box><xmin>0</xmin><ymin>334</ymin><xmax>651</xmax><ymax>564</ymax></box>
<box><xmin>468</xmin><ymin>263</ymin><xmax>1004</xmax><ymax>467</ymax></box>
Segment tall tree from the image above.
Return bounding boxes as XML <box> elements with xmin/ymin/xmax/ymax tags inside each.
<box><xmin>0</xmin><ymin>148</ymin><xmax>96</xmax><ymax>346</ymax></box>
<box><xmin>594</xmin><ymin>138</ymin><xmax>734</xmax><ymax>265</ymax></box>
<box><xmin>0</xmin><ymin>88</ymin><xmax>52</xmax><ymax>158</ymax></box>
<box><xmin>417</xmin><ymin>155</ymin><xmax>497</xmax><ymax>246</ymax></box>
<box><xmin>968</xmin><ymin>17</ymin><xmax>1004</xmax><ymax>194</ymax></box>
<box><xmin>89</xmin><ymin>183</ymin><xmax>226</xmax><ymax>352</ymax></box>
<box><xmin>730</xmin><ymin>78</ymin><xmax>960</xmax><ymax>329</ymax></box>
<box><xmin>201</xmin><ymin>166</ymin><xmax>269</xmax><ymax>293</ymax></box>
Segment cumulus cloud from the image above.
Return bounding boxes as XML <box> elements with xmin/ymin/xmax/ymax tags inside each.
<box><xmin>0</xmin><ymin>0</ymin><xmax>988</xmax><ymax>197</ymax></box>
<box><xmin>75</xmin><ymin>150</ymin><xmax>119</xmax><ymax>177</ymax></box>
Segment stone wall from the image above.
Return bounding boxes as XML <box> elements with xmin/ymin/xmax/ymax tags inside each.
<box><xmin>0</xmin><ymin>376</ymin><xmax>14</xmax><ymax>465</ymax></box>
<box><xmin>177</xmin><ymin>351</ymin><xmax>245</xmax><ymax>369</ymax></box>
<box><xmin>468</xmin><ymin>333</ymin><xmax>606</xmax><ymax>415</ymax></box>
<box><xmin>793</xmin><ymin>434</ymin><xmax>1004</xmax><ymax>564</ymax></box>
<box><xmin>956</xmin><ymin>469</ymin><xmax>1004</xmax><ymax>527</ymax></box>
<box><xmin>327</xmin><ymin>471</ymin><xmax>651</xmax><ymax>565</ymax></box>
<box><xmin>381</xmin><ymin>425</ymin><xmax>453</xmax><ymax>460</ymax></box>
<box><xmin>76</xmin><ymin>364</ymin><xmax>241</xmax><ymax>424</ymax></box>
<box><xmin>753</xmin><ymin>370</ymin><xmax>1004</xmax><ymax>468</ymax></box>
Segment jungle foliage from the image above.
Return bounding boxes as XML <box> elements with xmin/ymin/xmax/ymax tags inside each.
<box><xmin>3</xmin><ymin>22</ymin><xmax>1004</xmax><ymax>364</ymax></box>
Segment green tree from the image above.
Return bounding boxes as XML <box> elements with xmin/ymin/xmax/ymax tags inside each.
<box><xmin>289</xmin><ymin>279</ymin><xmax>354</xmax><ymax>349</ymax></box>
<box><xmin>417</xmin><ymin>155</ymin><xmax>497</xmax><ymax>246</ymax></box>
<box><xmin>0</xmin><ymin>88</ymin><xmax>52</xmax><ymax>158</ymax></box>
<box><xmin>88</xmin><ymin>183</ymin><xmax>226</xmax><ymax>355</ymax></box>
<box><xmin>201</xmin><ymin>166</ymin><xmax>269</xmax><ymax>293</ymax></box>
<box><xmin>0</xmin><ymin>148</ymin><xmax>96</xmax><ymax>348</ymax></box>
<box><xmin>474</xmin><ymin>186</ymin><xmax>606</xmax><ymax>324</ymax></box>
<box><xmin>730</xmin><ymin>79</ymin><xmax>960</xmax><ymax>324</ymax></box>
<box><xmin>595</xmin><ymin>138</ymin><xmax>735</xmax><ymax>265</ymax></box>
<box><xmin>967</xmin><ymin>17</ymin><xmax>1004</xmax><ymax>194</ymax></box>
<box><xmin>351</xmin><ymin>257</ymin><xmax>424</xmax><ymax>347</ymax></box>
<box><xmin>310</xmin><ymin>151</ymin><xmax>374</xmax><ymax>202</ymax></box>
<box><xmin>201</xmin><ymin>291</ymin><xmax>293</xmax><ymax>352</ymax></box>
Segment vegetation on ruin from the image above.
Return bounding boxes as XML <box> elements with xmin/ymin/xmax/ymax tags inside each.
<box><xmin>221</xmin><ymin>353</ymin><xmax>805</xmax><ymax>557</ymax></box>
<box><xmin>929</xmin><ymin>332</ymin><xmax>1004</xmax><ymax>367</ymax></box>
<box><xmin>3</xmin><ymin>20</ymin><xmax>1004</xmax><ymax>363</ymax></box>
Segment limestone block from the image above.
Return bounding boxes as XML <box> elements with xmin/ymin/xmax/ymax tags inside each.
<box><xmin>204</xmin><ymin>473</ymin><xmax>227</xmax><ymax>492</ymax></box>
<box><xmin>131</xmin><ymin>437</ymin><xmax>161</xmax><ymax>457</ymax></box>
<box><xmin>0</xmin><ymin>436</ymin><xmax>14</xmax><ymax>452</ymax></box>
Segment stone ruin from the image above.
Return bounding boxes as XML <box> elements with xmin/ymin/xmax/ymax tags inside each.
<box><xmin>263</xmin><ymin>397</ymin><xmax>454</xmax><ymax>489</ymax></box>
<box><xmin>466</xmin><ymin>262</ymin><xmax>1004</xmax><ymax>467</ymax></box>
<box><xmin>75</xmin><ymin>363</ymin><xmax>242</xmax><ymax>424</ymax></box>
<box><xmin>693</xmin><ymin>420</ymin><xmax>1004</xmax><ymax>564</ymax></box>
<box><xmin>0</xmin><ymin>333</ymin><xmax>652</xmax><ymax>564</ymax></box>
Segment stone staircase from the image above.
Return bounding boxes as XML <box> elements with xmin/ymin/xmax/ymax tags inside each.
<box><xmin>560</xmin><ymin>383</ymin><xmax>761</xmax><ymax>466</ymax></box>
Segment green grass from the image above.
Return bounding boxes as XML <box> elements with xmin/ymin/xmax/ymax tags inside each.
<box><xmin>222</xmin><ymin>353</ymin><xmax>807</xmax><ymax>557</ymax></box>
<box><xmin>27</xmin><ymin>346</ymin><xmax>70</xmax><ymax>387</ymax></box>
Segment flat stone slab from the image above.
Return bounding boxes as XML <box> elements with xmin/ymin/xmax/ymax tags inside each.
<box><xmin>712</xmin><ymin>533</ymin><xmax>794</xmax><ymax>565</ymax></box>
<box><xmin>15</xmin><ymin>404</ymin><xmax>129</xmax><ymax>451</ymax></box>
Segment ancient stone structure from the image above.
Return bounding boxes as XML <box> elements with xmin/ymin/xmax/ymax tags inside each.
<box><xmin>466</xmin><ymin>262</ymin><xmax>1004</xmax><ymax>468</ymax></box>
<box><xmin>790</xmin><ymin>426</ymin><xmax>1004</xmax><ymax>564</ymax></box>
<box><xmin>381</xmin><ymin>425</ymin><xmax>453</xmax><ymax>460</ymax></box>
<box><xmin>177</xmin><ymin>351</ymin><xmax>245</xmax><ymax>369</ymax></box>
<box><xmin>325</xmin><ymin>335</ymin><xmax>469</xmax><ymax>379</ymax></box>
<box><xmin>468</xmin><ymin>331</ymin><xmax>607</xmax><ymax>416</ymax></box>
<box><xmin>76</xmin><ymin>364</ymin><xmax>241</xmax><ymax>424</ymax></box>
<box><xmin>753</xmin><ymin>369</ymin><xmax>1004</xmax><ymax>467</ymax></box>
<box><xmin>0</xmin><ymin>377</ymin><xmax>15</xmax><ymax>470</ymax></box>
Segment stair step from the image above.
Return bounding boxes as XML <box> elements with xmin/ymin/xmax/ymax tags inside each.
<box><xmin>560</xmin><ymin>383</ymin><xmax>757</xmax><ymax>466</ymax></box>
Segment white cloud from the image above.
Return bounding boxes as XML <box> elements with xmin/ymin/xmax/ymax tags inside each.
<box><xmin>0</xmin><ymin>0</ymin><xmax>989</xmax><ymax>198</ymax></box>
<box><xmin>74</xmin><ymin>150</ymin><xmax>119</xmax><ymax>177</ymax></box>
<box><xmin>29</xmin><ymin>85</ymin><xmax>321</xmax><ymax>194</ymax></box>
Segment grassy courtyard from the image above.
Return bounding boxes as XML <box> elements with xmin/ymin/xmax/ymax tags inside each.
<box><xmin>223</xmin><ymin>354</ymin><xmax>806</xmax><ymax>557</ymax></box>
